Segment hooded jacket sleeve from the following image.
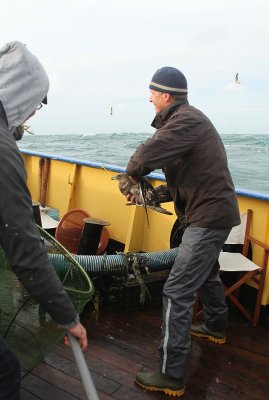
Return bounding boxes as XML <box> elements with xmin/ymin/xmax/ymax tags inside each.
<box><xmin>0</xmin><ymin>121</ymin><xmax>78</xmax><ymax>327</ymax></box>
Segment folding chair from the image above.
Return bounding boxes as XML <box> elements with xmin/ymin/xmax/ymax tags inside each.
<box><xmin>194</xmin><ymin>209</ymin><xmax>269</xmax><ymax>326</ymax></box>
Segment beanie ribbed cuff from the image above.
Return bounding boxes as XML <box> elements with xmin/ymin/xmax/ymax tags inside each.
<box><xmin>149</xmin><ymin>82</ymin><xmax>188</xmax><ymax>94</ymax></box>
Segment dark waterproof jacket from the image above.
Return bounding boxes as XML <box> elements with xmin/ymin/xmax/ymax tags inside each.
<box><xmin>126</xmin><ymin>102</ymin><xmax>240</xmax><ymax>229</ymax></box>
<box><xmin>0</xmin><ymin>114</ymin><xmax>78</xmax><ymax>326</ymax></box>
<box><xmin>0</xmin><ymin>41</ymin><xmax>78</xmax><ymax>327</ymax></box>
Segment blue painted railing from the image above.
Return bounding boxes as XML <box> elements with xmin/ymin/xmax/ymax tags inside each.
<box><xmin>20</xmin><ymin>149</ymin><xmax>269</xmax><ymax>202</ymax></box>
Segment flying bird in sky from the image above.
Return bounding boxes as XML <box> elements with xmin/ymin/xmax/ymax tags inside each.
<box><xmin>235</xmin><ymin>73</ymin><xmax>240</xmax><ymax>84</ymax></box>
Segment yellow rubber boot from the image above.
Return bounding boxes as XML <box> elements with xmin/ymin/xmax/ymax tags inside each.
<box><xmin>135</xmin><ymin>370</ymin><xmax>185</xmax><ymax>397</ymax></box>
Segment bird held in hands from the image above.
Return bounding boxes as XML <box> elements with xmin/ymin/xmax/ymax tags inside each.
<box><xmin>112</xmin><ymin>173</ymin><xmax>173</xmax><ymax>215</ymax></box>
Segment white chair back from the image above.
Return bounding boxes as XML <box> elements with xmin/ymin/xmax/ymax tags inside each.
<box><xmin>224</xmin><ymin>212</ymin><xmax>247</xmax><ymax>245</ymax></box>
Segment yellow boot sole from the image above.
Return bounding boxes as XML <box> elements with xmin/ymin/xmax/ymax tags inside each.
<box><xmin>191</xmin><ymin>331</ymin><xmax>226</xmax><ymax>344</ymax></box>
<box><xmin>135</xmin><ymin>379</ymin><xmax>185</xmax><ymax>397</ymax></box>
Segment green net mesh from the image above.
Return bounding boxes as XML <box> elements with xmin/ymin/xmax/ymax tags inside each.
<box><xmin>0</xmin><ymin>227</ymin><xmax>94</xmax><ymax>376</ymax></box>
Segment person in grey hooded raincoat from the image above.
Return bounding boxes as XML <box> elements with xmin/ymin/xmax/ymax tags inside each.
<box><xmin>0</xmin><ymin>41</ymin><xmax>87</xmax><ymax>400</ymax></box>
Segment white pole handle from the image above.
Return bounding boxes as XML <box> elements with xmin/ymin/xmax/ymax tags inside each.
<box><xmin>67</xmin><ymin>333</ymin><xmax>100</xmax><ymax>400</ymax></box>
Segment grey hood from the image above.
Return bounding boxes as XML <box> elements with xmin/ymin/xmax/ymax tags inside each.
<box><xmin>0</xmin><ymin>41</ymin><xmax>49</xmax><ymax>131</ymax></box>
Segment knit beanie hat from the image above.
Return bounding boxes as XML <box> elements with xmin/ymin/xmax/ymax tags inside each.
<box><xmin>149</xmin><ymin>67</ymin><xmax>188</xmax><ymax>95</ymax></box>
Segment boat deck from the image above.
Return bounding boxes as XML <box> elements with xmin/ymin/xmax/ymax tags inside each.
<box><xmin>21</xmin><ymin>302</ymin><xmax>269</xmax><ymax>400</ymax></box>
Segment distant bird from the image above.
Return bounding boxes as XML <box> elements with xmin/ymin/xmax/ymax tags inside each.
<box><xmin>110</xmin><ymin>106</ymin><xmax>113</xmax><ymax>115</ymax></box>
<box><xmin>235</xmin><ymin>73</ymin><xmax>240</xmax><ymax>84</ymax></box>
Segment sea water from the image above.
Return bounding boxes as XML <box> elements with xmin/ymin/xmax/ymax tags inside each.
<box><xmin>18</xmin><ymin>133</ymin><xmax>269</xmax><ymax>195</ymax></box>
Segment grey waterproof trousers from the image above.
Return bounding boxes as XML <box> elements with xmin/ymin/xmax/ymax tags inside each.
<box><xmin>159</xmin><ymin>224</ymin><xmax>231</xmax><ymax>379</ymax></box>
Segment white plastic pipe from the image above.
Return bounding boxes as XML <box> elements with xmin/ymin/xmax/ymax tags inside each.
<box><xmin>67</xmin><ymin>333</ymin><xmax>100</xmax><ymax>400</ymax></box>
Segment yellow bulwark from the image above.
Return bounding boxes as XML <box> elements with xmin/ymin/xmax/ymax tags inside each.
<box><xmin>21</xmin><ymin>151</ymin><xmax>269</xmax><ymax>306</ymax></box>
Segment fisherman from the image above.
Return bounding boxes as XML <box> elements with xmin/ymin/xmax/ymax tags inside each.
<box><xmin>0</xmin><ymin>41</ymin><xmax>87</xmax><ymax>399</ymax></box>
<box><xmin>125</xmin><ymin>66</ymin><xmax>240</xmax><ymax>397</ymax></box>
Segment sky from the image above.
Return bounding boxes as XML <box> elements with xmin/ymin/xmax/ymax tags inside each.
<box><xmin>2</xmin><ymin>0</ymin><xmax>269</xmax><ymax>135</ymax></box>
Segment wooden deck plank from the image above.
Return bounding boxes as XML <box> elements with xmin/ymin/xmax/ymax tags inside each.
<box><xmin>52</xmin><ymin>341</ymin><xmax>157</xmax><ymax>396</ymax></box>
<box><xmin>21</xmin><ymin>389</ymin><xmax>41</xmax><ymax>400</ymax></box>
<box><xmin>22</xmin><ymin>373</ymin><xmax>79</xmax><ymax>400</ymax></box>
<box><xmin>187</xmin><ymin>357</ymin><xmax>269</xmax><ymax>400</ymax></box>
<box><xmin>190</xmin><ymin>341</ymin><xmax>269</xmax><ymax>385</ymax></box>
<box><xmin>29</xmin><ymin>363</ymin><xmax>115</xmax><ymax>400</ymax></box>
<box><xmin>26</xmin><ymin>363</ymin><xmax>87</xmax><ymax>400</ymax></box>
<box><xmin>21</xmin><ymin>303</ymin><xmax>269</xmax><ymax>400</ymax></box>
<box><xmin>43</xmin><ymin>351</ymin><xmax>121</xmax><ymax>395</ymax></box>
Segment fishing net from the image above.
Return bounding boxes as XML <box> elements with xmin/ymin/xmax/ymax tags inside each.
<box><xmin>0</xmin><ymin>226</ymin><xmax>94</xmax><ymax>376</ymax></box>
